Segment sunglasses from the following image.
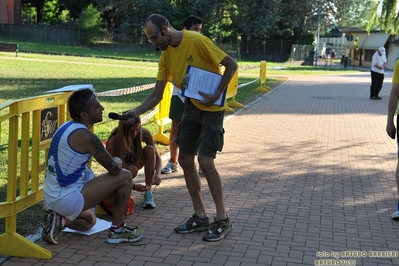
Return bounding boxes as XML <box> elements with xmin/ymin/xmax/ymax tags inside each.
<box><xmin>148</xmin><ymin>28</ymin><xmax>161</xmax><ymax>43</ymax></box>
<box><xmin>78</xmin><ymin>92</ymin><xmax>97</xmax><ymax>113</ymax></box>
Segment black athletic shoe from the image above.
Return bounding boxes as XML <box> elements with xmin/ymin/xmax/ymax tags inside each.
<box><xmin>174</xmin><ymin>213</ymin><xmax>210</xmax><ymax>234</ymax></box>
<box><xmin>202</xmin><ymin>215</ymin><xmax>234</xmax><ymax>242</ymax></box>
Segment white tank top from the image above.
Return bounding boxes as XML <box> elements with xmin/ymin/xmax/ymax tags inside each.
<box><xmin>44</xmin><ymin>121</ymin><xmax>94</xmax><ymax>197</ymax></box>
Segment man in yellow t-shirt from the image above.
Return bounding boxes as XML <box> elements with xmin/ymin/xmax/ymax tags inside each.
<box><xmin>387</xmin><ymin>59</ymin><xmax>399</xmax><ymax>219</ymax></box>
<box><xmin>125</xmin><ymin>13</ymin><xmax>237</xmax><ymax>242</ymax></box>
<box><xmin>162</xmin><ymin>15</ymin><xmax>203</xmax><ymax>175</ymax></box>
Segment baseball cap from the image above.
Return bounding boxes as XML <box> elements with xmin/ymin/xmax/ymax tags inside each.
<box><xmin>378</xmin><ymin>47</ymin><xmax>385</xmax><ymax>54</ymax></box>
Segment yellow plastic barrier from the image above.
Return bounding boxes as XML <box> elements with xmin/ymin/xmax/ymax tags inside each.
<box><xmin>0</xmin><ymin>92</ymin><xmax>73</xmax><ymax>259</ymax></box>
<box><xmin>224</xmin><ymin>70</ymin><xmax>244</xmax><ymax>113</ymax></box>
<box><xmin>153</xmin><ymin>82</ymin><xmax>172</xmax><ymax>145</ymax></box>
<box><xmin>255</xmin><ymin>60</ymin><xmax>272</xmax><ymax>92</ymax></box>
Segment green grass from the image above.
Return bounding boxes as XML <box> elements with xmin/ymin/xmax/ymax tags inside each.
<box><xmin>0</xmin><ymin>38</ymin><xmax>160</xmax><ymax>61</ymax></box>
<box><xmin>0</xmin><ymin>43</ymin><xmax>364</xmax><ymax>237</ymax></box>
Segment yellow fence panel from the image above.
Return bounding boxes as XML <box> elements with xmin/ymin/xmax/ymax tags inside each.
<box><xmin>0</xmin><ymin>92</ymin><xmax>72</xmax><ymax>259</ymax></box>
<box><xmin>224</xmin><ymin>70</ymin><xmax>244</xmax><ymax>113</ymax></box>
<box><xmin>255</xmin><ymin>60</ymin><xmax>272</xmax><ymax>92</ymax></box>
<box><xmin>153</xmin><ymin>82</ymin><xmax>172</xmax><ymax>145</ymax></box>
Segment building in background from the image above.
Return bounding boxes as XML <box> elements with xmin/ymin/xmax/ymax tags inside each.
<box><xmin>0</xmin><ymin>0</ymin><xmax>22</xmax><ymax>24</ymax></box>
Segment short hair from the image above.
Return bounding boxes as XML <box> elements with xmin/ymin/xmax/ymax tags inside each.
<box><xmin>145</xmin><ymin>14</ymin><xmax>169</xmax><ymax>29</ymax></box>
<box><xmin>183</xmin><ymin>15</ymin><xmax>203</xmax><ymax>29</ymax></box>
<box><xmin>68</xmin><ymin>88</ymin><xmax>96</xmax><ymax>120</ymax></box>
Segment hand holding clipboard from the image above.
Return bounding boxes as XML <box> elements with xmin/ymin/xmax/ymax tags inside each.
<box><xmin>181</xmin><ymin>66</ymin><xmax>226</xmax><ymax>107</ymax></box>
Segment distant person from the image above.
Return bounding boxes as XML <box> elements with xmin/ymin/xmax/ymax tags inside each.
<box><xmin>106</xmin><ymin>118</ymin><xmax>162</xmax><ymax>209</ymax></box>
<box><xmin>370</xmin><ymin>46</ymin><xmax>387</xmax><ymax>100</ymax></box>
<box><xmin>386</xmin><ymin>59</ymin><xmax>399</xmax><ymax>219</ymax></box>
<box><xmin>42</xmin><ymin>88</ymin><xmax>144</xmax><ymax>245</ymax></box>
<box><xmin>324</xmin><ymin>48</ymin><xmax>331</xmax><ymax>61</ymax></box>
<box><xmin>331</xmin><ymin>49</ymin><xmax>336</xmax><ymax>61</ymax></box>
<box><xmin>162</xmin><ymin>15</ymin><xmax>204</xmax><ymax>175</ymax></box>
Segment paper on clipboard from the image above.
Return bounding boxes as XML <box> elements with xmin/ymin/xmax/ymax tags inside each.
<box><xmin>181</xmin><ymin>66</ymin><xmax>226</xmax><ymax>107</ymax></box>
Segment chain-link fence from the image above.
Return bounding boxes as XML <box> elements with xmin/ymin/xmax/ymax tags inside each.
<box><xmin>0</xmin><ymin>24</ymin><xmax>300</xmax><ymax>62</ymax></box>
<box><xmin>290</xmin><ymin>44</ymin><xmax>315</xmax><ymax>65</ymax></box>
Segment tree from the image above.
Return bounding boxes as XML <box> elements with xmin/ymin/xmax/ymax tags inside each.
<box><xmin>337</xmin><ymin>0</ymin><xmax>377</xmax><ymax>30</ymax></box>
<box><xmin>59</xmin><ymin>0</ymin><xmax>94</xmax><ymax>19</ymax></box>
<box><xmin>75</xmin><ymin>4</ymin><xmax>102</xmax><ymax>44</ymax></box>
<box><xmin>42</xmin><ymin>0</ymin><xmax>62</xmax><ymax>25</ymax></box>
<box><xmin>96</xmin><ymin>0</ymin><xmax>177</xmax><ymax>34</ymax></box>
<box><xmin>232</xmin><ymin>0</ymin><xmax>353</xmax><ymax>43</ymax></box>
<box><xmin>184</xmin><ymin>0</ymin><xmax>238</xmax><ymax>40</ymax></box>
<box><xmin>235</xmin><ymin>0</ymin><xmax>280</xmax><ymax>39</ymax></box>
<box><xmin>21</xmin><ymin>0</ymin><xmax>368</xmax><ymax>49</ymax></box>
<box><xmin>276</xmin><ymin>0</ymin><xmax>315</xmax><ymax>41</ymax></box>
<box><xmin>21</xmin><ymin>3</ymin><xmax>38</xmax><ymax>24</ymax></box>
<box><xmin>22</xmin><ymin>0</ymin><xmax>46</xmax><ymax>22</ymax></box>
<box><xmin>367</xmin><ymin>0</ymin><xmax>399</xmax><ymax>33</ymax></box>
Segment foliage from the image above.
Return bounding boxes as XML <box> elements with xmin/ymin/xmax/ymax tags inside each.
<box><xmin>75</xmin><ymin>4</ymin><xmax>102</xmax><ymax>45</ymax></box>
<box><xmin>22</xmin><ymin>0</ymin><xmax>46</xmax><ymax>21</ymax></box>
<box><xmin>187</xmin><ymin>0</ymin><xmax>238</xmax><ymax>40</ymax></box>
<box><xmin>21</xmin><ymin>3</ymin><xmax>37</xmax><ymax>24</ymax></box>
<box><xmin>367</xmin><ymin>0</ymin><xmax>399</xmax><ymax>34</ymax></box>
<box><xmin>59</xmin><ymin>0</ymin><xmax>94</xmax><ymax>19</ymax></box>
<box><xmin>42</xmin><ymin>0</ymin><xmax>71</xmax><ymax>25</ymax></box>
<box><xmin>339</xmin><ymin>0</ymin><xmax>377</xmax><ymax>30</ymax></box>
<box><xmin>21</xmin><ymin>0</ymin><xmax>362</xmax><ymax>46</ymax></box>
<box><xmin>95</xmin><ymin>0</ymin><xmax>179</xmax><ymax>36</ymax></box>
<box><xmin>238</xmin><ymin>0</ymin><xmax>280</xmax><ymax>39</ymax></box>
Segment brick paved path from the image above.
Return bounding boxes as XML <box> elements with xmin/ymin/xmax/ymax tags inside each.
<box><xmin>3</xmin><ymin>70</ymin><xmax>399</xmax><ymax>265</ymax></box>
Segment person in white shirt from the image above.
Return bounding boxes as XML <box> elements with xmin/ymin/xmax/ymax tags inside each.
<box><xmin>370</xmin><ymin>46</ymin><xmax>387</xmax><ymax>100</ymax></box>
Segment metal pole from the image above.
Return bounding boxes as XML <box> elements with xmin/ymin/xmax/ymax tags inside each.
<box><xmin>315</xmin><ymin>0</ymin><xmax>321</xmax><ymax>66</ymax></box>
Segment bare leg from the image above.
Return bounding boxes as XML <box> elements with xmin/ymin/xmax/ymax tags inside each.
<box><xmin>179</xmin><ymin>153</ymin><xmax>206</xmax><ymax>218</ymax></box>
<box><xmin>65</xmin><ymin>209</ymin><xmax>96</xmax><ymax>231</ymax></box>
<box><xmin>198</xmin><ymin>155</ymin><xmax>227</xmax><ymax>220</ymax></box>
<box><xmin>141</xmin><ymin>145</ymin><xmax>156</xmax><ymax>189</ymax></box>
<box><xmin>170</xmin><ymin>120</ymin><xmax>179</xmax><ymax>161</ymax></box>
<box><xmin>80</xmin><ymin>168</ymin><xmax>132</xmax><ymax>227</ymax></box>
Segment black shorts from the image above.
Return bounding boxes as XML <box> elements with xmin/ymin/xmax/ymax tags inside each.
<box><xmin>169</xmin><ymin>95</ymin><xmax>185</xmax><ymax>122</ymax></box>
<box><xmin>176</xmin><ymin>99</ymin><xmax>225</xmax><ymax>158</ymax></box>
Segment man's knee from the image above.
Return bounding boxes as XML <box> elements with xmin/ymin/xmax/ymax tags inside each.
<box><xmin>119</xmin><ymin>168</ymin><xmax>133</xmax><ymax>183</ymax></box>
<box><xmin>85</xmin><ymin>216</ymin><xmax>96</xmax><ymax>230</ymax></box>
<box><xmin>179</xmin><ymin>154</ymin><xmax>195</xmax><ymax>168</ymax></box>
<box><xmin>76</xmin><ymin>210</ymin><xmax>96</xmax><ymax>231</ymax></box>
<box><xmin>198</xmin><ymin>156</ymin><xmax>214</xmax><ymax>171</ymax></box>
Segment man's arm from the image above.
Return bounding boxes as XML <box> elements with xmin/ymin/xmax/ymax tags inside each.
<box><xmin>372</xmin><ymin>54</ymin><xmax>385</xmax><ymax>70</ymax></box>
<box><xmin>70</xmin><ymin>130</ymin><xmax>122</xmax><ymax>175</ymax></box>
<box><xmin>73</xmin><ymin>130</ymin><xmax>122</xmax><ymax>175</ymax></box>
<box><xmin>387</xmin><ymin>83</ymin><xmax>399</xmax><ymax>139</ymax></box>
<box><xmin>89</xmin><ymin>133</ymin><xmax>122</xmax><ymax>175</ymax></box>
<box><xmin>124</xmin><ymin>80</ymin><xmax>167</xmax><ymax>122</ymax></box>
<box><xmin>217</xmin><ymin>55</ymin><xmax>238</xmax><ymax>95</ymax></box>
<box><xmin>198</xmin><ymin>55</ymin><xmax>238</xmax><ymax>106</ymax></box>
